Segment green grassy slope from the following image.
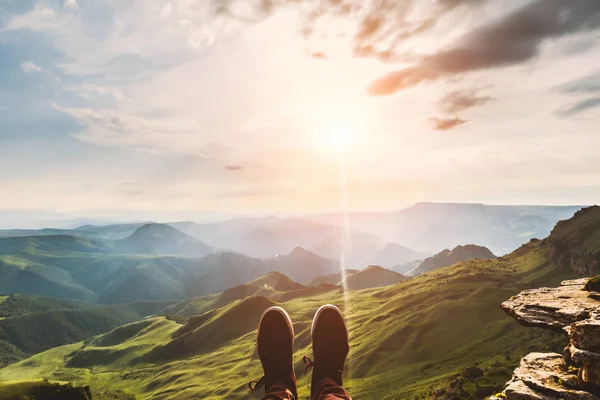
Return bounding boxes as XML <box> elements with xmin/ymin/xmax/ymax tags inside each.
<box><xmin>546</xmin><ymin>206</ymin><xmax>600</xmax><ymax>254</ymax></box>
<box><xmin>0</xmin><ymin>380</ymin><xmax>92</xmax><ymax>400</ymax></box>
<box><xmin>0</xmin><ymin>299</ymin><xmax>176</xmax><ymax>368</ymax></box>
<box><xmin>0</xmin><ymin>294</ymin><xmax>96</xmax><ymax>318</ymax></box>
<box><xmin>0</xmin><ymin>238</ymin><xmax>576</xmax><ymax>399</ymax></box>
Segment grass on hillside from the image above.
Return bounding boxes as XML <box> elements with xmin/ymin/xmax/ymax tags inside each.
<box><xmin>0</xmin><ymin>294</ymin><xmax>96</xmax><ymax>318</ymax></box>
<box><xmin>0</xmin><ymin>379</ymin><xmax>92</xmax><ymax>400</ymax></box>
<box><xmin>0</xmin><ymin>298</ymin><xmax>178</xmax><ymax>368</ymax></box>
<box><xmin>0</xmin><ymin>240</ymin><xmax>576</xmax><ymax>400</ymax></box>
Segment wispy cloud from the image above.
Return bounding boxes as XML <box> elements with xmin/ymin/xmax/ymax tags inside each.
<box><xmin>20</xmin><ymin>60</ymin><xmax>42</xmax><ymax>73</ymax></box>
<box><xmin>368</xmin><ymin>0</ymin><xmax>600</xmax><ymax>95</ymax></box>
<box><xmin>438</xmin><ymin>89</ymin><xmax>494</xmax><ymax>113</ymax></box>
<box><xmin>3</xmin><ymin>0</ymin><xmax>600</xmax><ymax>212</ymax></box>
<box><xmin>557</xmin><ymin>71</ymin><xmax>600</xmax><ymax>94</ymax></box>
<box><xmin>556</xmin><ymin>97</ymin><xmax>600</xmax><ymax>116</ymax></box>
<box><xmin>430</xmin><ymin>117</ymin><xmax>467</xmax><ymax>131</ymax></box>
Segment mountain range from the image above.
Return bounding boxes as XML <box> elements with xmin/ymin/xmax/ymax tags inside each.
<box><xmin>0</xmin><ymin>206</ymin><xmax>597</xmax><ymax>399</ymax></box>
<box><xmin>1</xmin><ymin>203</ymin><xmax>582</xmax><ymax>266</ymax></box>
<box><xmin>0</xmin><ymin>222</ymin><xmax>343</xmax><ymax>304</ymax></box>
<box><xmin>0</xmin><ymin>204</ymin><xmax>597</xmax><ymax>400</ymax></box>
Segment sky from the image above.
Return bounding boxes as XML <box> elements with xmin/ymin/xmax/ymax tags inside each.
<box><xmin>1</xmin><ymin>0</ymin><xmax>600</xmax><ymax>221</ymax></box>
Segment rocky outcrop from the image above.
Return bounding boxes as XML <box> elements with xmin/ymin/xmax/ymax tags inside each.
<box><xmin>501</xmin><ymin>279</ymin><xmax>598</xmax><ymax>333</ymax></box>
<box><xmin>494</xmin><ymin>278</ymin><xmax>600</xmax><ymax>399</ymax></box>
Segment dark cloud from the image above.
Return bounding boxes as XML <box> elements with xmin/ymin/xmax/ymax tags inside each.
<box><xmin>213</xmin><ymin>0</ymin><xmax>475</xmax><ymax>62</ymax></box>
<box><xmin>556</xmin><ymin>97</ymin><xmax>600</xmax><ymax>116</ymax></box>
<box><xmin>224</xmin><ymin>165</ymin><xmax>244</xmax><ymax>171</ymax></box>
<box><xmin>430</xmin><ymin>117</ymin><xmax>467</xmax><ymax>131</ymax></box>
<box><xmin>369</xmin><ymin>0</ymin><xmax>600</xmax><ymax>95</ymax></box>
<box><xmin>438</xmin><ymin>89</ymin><xmax>494</xmax><ymax>113</ymax></box>
<box><xmin>557</xmin><ymin>72</ymin><xmax>600</xmax><ymax>94</ymax></box>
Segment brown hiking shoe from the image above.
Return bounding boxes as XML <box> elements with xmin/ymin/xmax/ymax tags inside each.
<box><xmin>250</xmin><ymin>306</ymin><xmax>298</xmax><ymax>399</ymax></box>
<box><xmin>309</xmin><ymin>304</ymin><xmax>349</xmax><ymax>398</ymax></box>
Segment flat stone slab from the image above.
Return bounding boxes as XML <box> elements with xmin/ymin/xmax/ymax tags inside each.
<box><xmin>501</xmin><ymin>280</ymin><xmax>600</xmax><ymax>333</ymax></box>
<box><xmin>504</xmin><ymin>353</ymin><xmax>596</xmax><ymax>400</ymax></box>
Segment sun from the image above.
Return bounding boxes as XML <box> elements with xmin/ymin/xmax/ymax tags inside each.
<box><xmin>322</xmin><ymin>120</ymin><xmax>357</xmax><ymax>152</ymax></box>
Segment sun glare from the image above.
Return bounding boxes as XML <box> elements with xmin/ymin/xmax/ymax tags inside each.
<box><xmin>324</xmin><ymin>121</ymin><xmax>356</xmax><ymax>152</ymax></box>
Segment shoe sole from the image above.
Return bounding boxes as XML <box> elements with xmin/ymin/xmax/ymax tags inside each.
<box><xmin>258</xmin><ymin>306</ymin><xmax>295</xmax><ymax>339</ymax></box>
<box><xmin>311</xmin><ymin>304</ymin><xmax>346</xmax><ymax>338</ymax></box>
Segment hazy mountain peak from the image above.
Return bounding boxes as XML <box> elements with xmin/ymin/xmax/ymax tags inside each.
<box><xmin>247</xmin><ymin>271</ymin><xmax>304</xmax><ymax>292</ymax></box>
<box><xmin>346</xmin><ymin>265</ymin><xmax>407</xmax><ymax>290</ymax></box>
<box><xmin>288</xmin><ymin>246</ymin><xmax>320</xmax><ymax>258</ymax></box>
<box><xmin>128</xmin><ymin>223</ymin><xmax>186</xmax><ymax>240</ymax></box>
<box><xmin>408</xmin><ymin>244</ymin><xmax>496</xmax><ymax>276</ymax></box>
<box><xmin>122</xmin><ymin>223</ymin><xmax>212</xmax><ymax>257</ymax></box>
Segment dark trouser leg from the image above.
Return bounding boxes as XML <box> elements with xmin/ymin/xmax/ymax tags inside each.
<box><xmin>261</xmin><ymin>383</ymin><xmax>296</xmax><ymax>400</ymax></box>
<box><xmin>314</xmin><ymin>377</ymin><xmax>352</xmax><ymax>400</ymax></box>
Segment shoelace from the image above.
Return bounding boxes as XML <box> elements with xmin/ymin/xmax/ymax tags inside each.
<box><xmin>248</xmin><ymin>357</ymin><xmax>315</xmax><ymax>393</ymax></box>
<box><xmin>303</xmin><ymin>355</ymin><xmax>344</xmax><ymax>376</ymax></box>
<box><xmin>303</xmin><ymin>355</ymin><xmax>315</xmax><ymax>375</ymax></box>
<box><xmin>248</xmin><ymin>375</ymin><xmax>266</xmax><ymax>392</ymax></box>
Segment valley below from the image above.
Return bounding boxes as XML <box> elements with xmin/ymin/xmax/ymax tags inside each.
<box><xmin>0</xmin><ymin>204</ymin><xmax>598</xmax><ymax>399</ymax></box>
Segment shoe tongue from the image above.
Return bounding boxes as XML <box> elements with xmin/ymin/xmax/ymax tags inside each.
<box><xmin>265</xmin><ymin>372</ymin><xmax>297</xmax><ymax>396</ymax></box>
<box><xmin>312</xmin><ymin>366</ymin><xmax>343</xmax><ymax>388</ymax></box>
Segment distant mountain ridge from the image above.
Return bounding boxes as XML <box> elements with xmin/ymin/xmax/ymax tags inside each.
<box><xmin>0</xmin><ymin>225</ymin><xmax>340</xmax><ymax>304</ymax></box>
<box><xmin>407</xmin><ymin>244</ymin><xmax>496</xmax><ymax>276</ymax></box>
<box><xmin>1</xmin><ymin>202</ymin><xmax>581</xmax><ymax>264</ymax></box>
<box><xmin>120</xmin><ymin>223</ymin><xmax>212</xmax><ymax>256</ymax></box>
<box><xmin>308</xmin><ymin>203</ymin><xmax>583</xmax><ymax>255</ymax></box>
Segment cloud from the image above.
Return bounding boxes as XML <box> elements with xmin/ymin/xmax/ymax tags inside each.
<box><xmin>556</xmin><ymin>97</ymin><xmax>600</xmax><ymax>116</ymax></box>
<box><xmin>311</xmin><ymin>51</ymin><xmax>328</xmax><ymax>60</ymax></box>
<box><xmin>557</xmin><ymin>71</ymin><xmax>600</xmax><ymax>94</ymax></box>
<box><xmin>368</xmin><ymin>0</ymin><xmax>600</xmax><ymax>95</ymax></box>
<box><xmin>64</xmin><ymin>0</ymin><xmax>78</xmax><ymax>9</ymax></box>
<box><xmin>438</xmin><ymin>89</ymin><xmax>494</xmax><ymax>113</ymax></box>
<box><xmin>213</xmin><ymin>0</ymin><xmax>480</xmax><ymax>63</ymax></box>
<box><xmin>430</xmin><ymin>117</ymin><xmax>467</xmax><ymax>131</ymax></box>
<box><xmin>20</xmin><ymin>60</ymin><xmax>42</xmax><ymax>73</ymax></box>
<box><xmin>224</xmin><ymin>165</ymin><xmax>243</xmax><ymax>171</ymax></box>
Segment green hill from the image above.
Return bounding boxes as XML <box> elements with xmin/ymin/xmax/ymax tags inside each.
<box><xmin>0</xmin><ymin>296</ymin><xmax>176</xmax><ymax>368</ymax></box>
<box><xmin>0</xmin><ymin>380</ymin><xmax>92</xmax><ymax>400</ymax></box>
<box><xmin>247</xmin><ymin>271</ymin><xmax>304</xmax><ymax>291</ymax></box>
<box><xmin>543</xmin><ymin>205</ymin><xmax>600</xmax><ymax>275</ymax></box>
<box><xmin>0</xmin><ymin>294</ymin><xmax>96</xmax><ymax>318</ymax></box>
<box><xmin>345</xmin><ymin>265</ymin><xmax>407</xmax><ymax>290</ymax></box>
<box><xmin>408</xmin><ymin>244</ymin><xmax>496</xmax><ymax>276</ymax></box>
<box><xmin>0</xmin><ymin>237</ymin><xmax>577</xmax><ymax>399</ymax></box>
<box><xmin>1</xmin><ymin>207</ymin><xmax>598</xmax><ymax>399</ymax></box>
<box><xmin>0</xmin><ymin>227</ymin><xmax>345</xmax><ymax>305</ymax></box>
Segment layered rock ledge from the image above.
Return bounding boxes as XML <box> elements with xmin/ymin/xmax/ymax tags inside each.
<box><xmin>493</xmin><ymin>278</ymin><xmax>600</xmax><ymax>399</ymax></box>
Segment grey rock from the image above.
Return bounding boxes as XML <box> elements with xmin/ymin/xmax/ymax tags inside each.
<box><xmin>499</xmin><ymin>278</ymin><xmax>600</xmax><ymax>399</ymax></box>
<box><xmin>504</xmin><ymin>353</ymin><xmax>595</xmax><ymax>400</ymax></box>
